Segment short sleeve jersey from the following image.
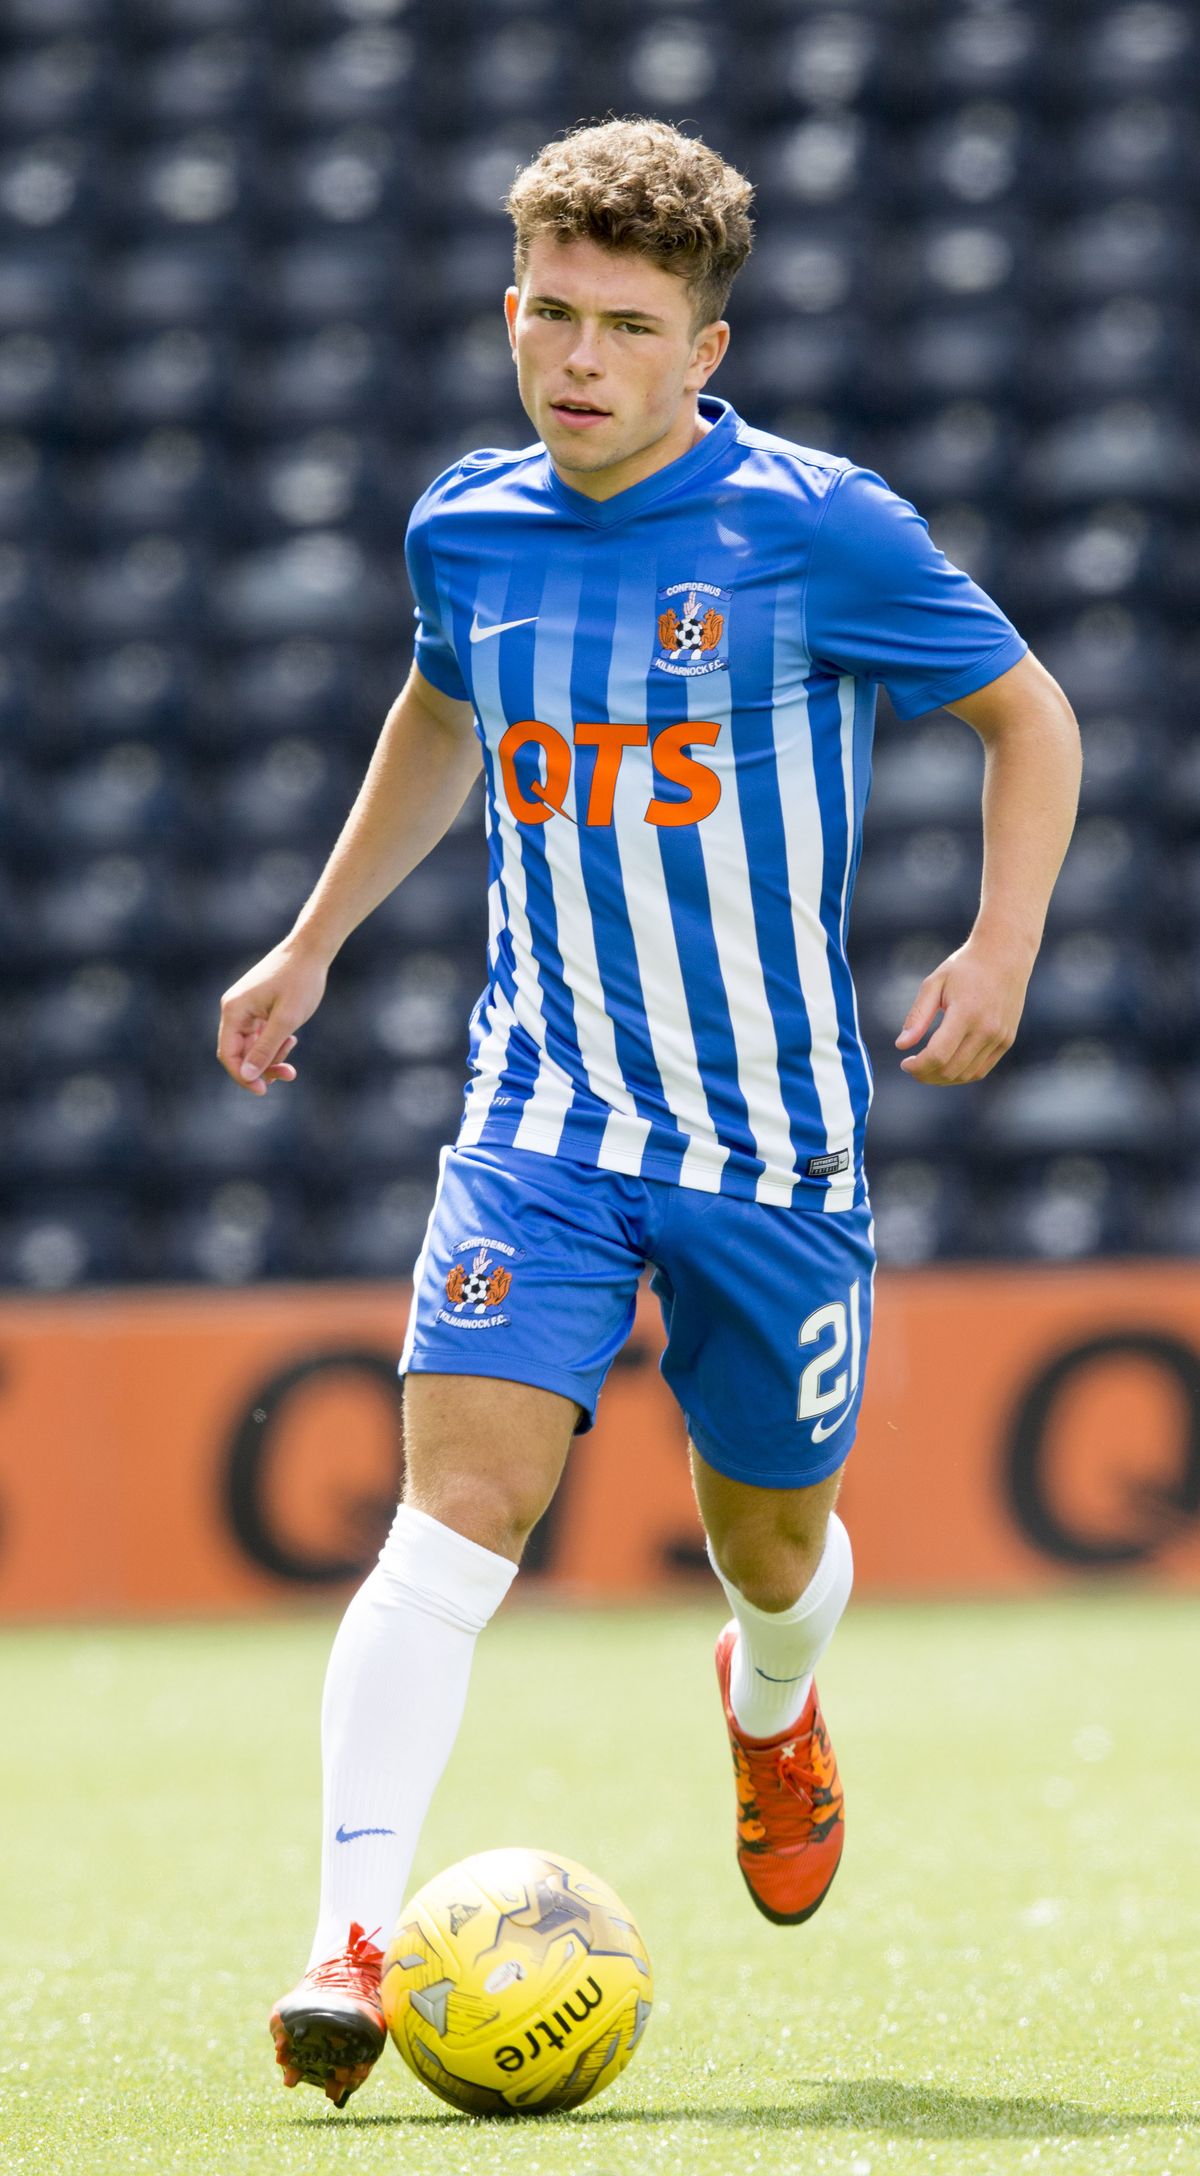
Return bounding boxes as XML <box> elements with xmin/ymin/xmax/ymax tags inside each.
<box><xmin>405</xmin><ymin>395</ymin><xmax>1027</xmax><ymax>1210</ymax></box>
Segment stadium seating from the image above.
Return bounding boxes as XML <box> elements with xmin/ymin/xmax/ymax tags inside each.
<box><xmin>3</xmin><ymin>0</ymin><xmax>1195</xmax><ymax>1284</ymax></box>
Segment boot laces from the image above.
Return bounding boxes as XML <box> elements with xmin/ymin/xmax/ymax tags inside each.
<box><xmin>307</xmin><ymin>1922</ymin><xmax>384</xmax><ymax>1999</ymax></box>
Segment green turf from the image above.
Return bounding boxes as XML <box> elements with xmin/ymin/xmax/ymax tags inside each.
<box><xmin>1</xmin><ymin>1596</ymin><xmax>1196</xmax><ymax>2176</ymax></box>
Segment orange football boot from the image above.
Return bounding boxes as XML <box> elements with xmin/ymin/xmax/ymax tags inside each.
<box><xmin>269</xmin><ymin>1922</ymin><xmax>386</xmax><ymax>2108</ymax></box>
<box><xmin>715</xmin><ymin>1622</ymin><xmax>845</xmax><ymax>1925</ymax></box>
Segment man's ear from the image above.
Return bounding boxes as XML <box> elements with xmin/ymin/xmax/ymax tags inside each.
<box><xmin>687</xmin><ymin>319</ymin><xmax>730</xmax><ymax>391</ymax></box>
<box><xmin>504</xmin><ymin>286</ymin><xmax>519</xmax><ymax>356</ymax></box>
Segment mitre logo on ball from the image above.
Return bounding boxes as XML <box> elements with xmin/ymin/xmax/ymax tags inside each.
<box><xmin>653</xmin><ymin>580</ymin><xmax>732</xmax><ymax>678</ymax></box>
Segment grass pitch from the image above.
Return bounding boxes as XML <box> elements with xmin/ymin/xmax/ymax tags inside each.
<box><xmin>2</xmin><ymin>1595</ymin><xmax>1196</xmax><ymax>2176</ymax></box>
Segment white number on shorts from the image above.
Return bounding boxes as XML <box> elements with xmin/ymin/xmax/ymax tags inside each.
<box><xmin>797</xmin><ymin>1279</ymin><xmax>862</xmax><ymax>1424</ymax></box>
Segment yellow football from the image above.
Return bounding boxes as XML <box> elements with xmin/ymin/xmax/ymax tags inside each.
<box><xmin>382</xmin><ymin>1847</ymin><xmax>653</xmax><ymax>2115</ymax></box>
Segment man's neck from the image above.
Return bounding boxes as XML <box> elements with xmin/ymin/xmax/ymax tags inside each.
<box><xmin>550</xmin><ymin>400</ymin><xmax>712</xmax><ymax>504</ymax></box>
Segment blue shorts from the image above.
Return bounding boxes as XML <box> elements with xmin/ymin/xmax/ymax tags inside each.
<box><xmin>400</xmin><ymin>1143</ymin><xmax>876</xmax><ymax>1490</ymax></box>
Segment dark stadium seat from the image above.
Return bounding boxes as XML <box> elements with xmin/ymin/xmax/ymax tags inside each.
<box><xmin>1019</xmin><ymin>932</ymin><xmax>1163</xmax><ymax>1051</ymax></box>
<box><xmin>48</xmin><ymin>742</ymin><xmax>189</xmax><ymax>852</ymax></box>
<box><xmin>274</xmin><ymin>27</ymin><xmax>416</xmax><ymax>127</ymax></box>
<box><xmin>155</xmin><ymin>1180</ymin><xmax>306</xmax><ymax>1284</ymax></box>
<box><xmin>31</xmin><ymin>851</ymin><xmax>183</xmax><ymax>962</ymax></box>
<box><xmin>986</xmin><ymin>1156</ymin><xmax>1144</xmax><ymax>1261</ymax></box>
<box><xmin>64</xmin><ymin>642</ymin><xmax>198</xmax><ymax>747</ymax></box>
<box><xmin>212</xmin><ymin>533</ymin><xmax>398</xmax><ymax>641</ymax></box>
<box><xmin>52</xmin><ymin>535</ymin><xmax>208</xmax><ymax>643</ymax></box>
<box><xmin>120</xmin><ymin>35</ymin><xmax>268</xmax><ymax>130</ymax></box>
<box><xmin>231</xmin><ymin>327</ymin><xmax>402</xmax><ymax>431</ymax></box>
<box><xmin>86</xmin><ymin>329</ymin><xmax>236</xmax><ymax>429</ymax></box>
<box><xmin>214</xmin><ymin>737</ymin><xmax>354</xmax><ymax>847</ymax></box>
<box><xmin>18</xmin><ymin>962</ymin><xmax>153</xmax><ymax>1073</ymax></box>
<box><xmin>0</xmin><ymin>248</ymin><xmax>83</xmax><ymax>332</ymax></box>
<box><xmin>315</xmin><ymin>1177</ymin><xmax>435</xmax><ymax>1279</ymax></box>
<box><xmin>1021</xmin><ymin>299</ymin><xmax>1183</xmax><ymax>413</ymax></box>
<box><xmin>851</xmin><ymin>826</ymin><xmax>981</xmax><ymax>940</ymax></box>
<box><xmin>163</xmin><ymin>1072</ymin><xmax>312</xmax><ymax>1177</ymax></box>
<box><xmin>864</xmin><ymin>1063</ymin><xmax>974</xmax><ymax>1160</ymax></box>
<box><xmin>339</xmin><ymin>1066</ymin><xmax>467</xmax><ymax>1176</ymax></box>
<box><xmin>1016</xmin><ymin>404</ymin><xmax>1197</xmax><ymax>509</ymax></box>
<box><xmin>869</xmin><ymin>1158</ymin><xmax>976</xmax><ymax>1265</ymax></box>
<box><xmin>185</xmin><ymin>847</ymin><xmax>325</xmax><ymax>954</ymax></box>
<box><xmin>0</xmin><ymin>434</ymin><xmax>58</xmax><ymax>537</ymax></box>
<box><xmin>10</xmin><ymin>1068</ymin><xmax>152</xmax><ymax>1177</ymax></box>
<box><xmin>0</xmin><ymin>328</ymin><xmax>78</xmax><ymax>430</ymax></box>
<box><xmin>91</xmin><ymin>241</ymin><xmax>246</xmax><ymax>331</ymax></box>
<box><xmin>980</xmin><ymin>1046</ymin><xmax>1171</xmax><ymax>1160</ymax></box>
<box><xmin>1073</xmin><ymin>2</ymin><xmax>1198</xmax><ymax>99</ymax></box>
<box><xmin>0</xmin><ymin>40</ymin><xmax>113</xmax><ymax>137</ymax></box>
<box><xmin>195</xmin><ymin>639</ymin><xmax>375</xmax><ymax>746</ymax></box>
<box><xmin>0</xmin><ymin>1198</ymin><xmax>140</xmax><ymax>1290</ymax></box>
<box><xmin>110</xmin><ymin>135</ymin><xmax>256</xmax><ymax>238</ymax></box>
<box><xmin>66</xmin><ymin>430</ymin><xmax>230</xmax><ymax>538</ymax></box>
<box><xmin>0</xmin><ymin>137</ymin><xmax>99</xmax><ymax>240</ymax></box>
<box><xmin>253</xmin><ymin>237</ymin><xmax>399</xmax><ymax>329</ymax></box>
<box><xmin>1062</xmin><ymin>98</ymin><xmax>1198</xmax><ymax>204</ymax></box>
<box><xmin>866</xmin><ymin>719</ymin><xmax>983</xmax><ymax>830</ymax></box>
<box><xmin>875</xmin><ymin>403</ymin><xmax>1016</xmax><ymax>503</ymax></box>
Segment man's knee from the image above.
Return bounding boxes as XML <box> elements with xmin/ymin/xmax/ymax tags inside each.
<box><xmin>403</xmin><ymin>1467</ymin><xmax>552</xmax><ymax>1563</ymax></box>
<box><xmin>401</xmin><ymin>1373</ymin><xmax>580</xmax><ymax>1563</ymax></box>
<box><xmin>699</xmin><ymin>1456</ymin><xmax>846</xmax><ymax>1612</ymax></box>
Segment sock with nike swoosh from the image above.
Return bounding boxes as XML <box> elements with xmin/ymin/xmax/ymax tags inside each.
<box><xmin>306</xmin><ymin>1504</ymin><xmax>517</xmax><ymax>1971</ymax></box>
<box><xmin>708</xmin><ymin>1512</ymin><xmax>853</xmax><ymax>1742</ymax></box>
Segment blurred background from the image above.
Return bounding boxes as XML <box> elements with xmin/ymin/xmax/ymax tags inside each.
<box><xmin>2</xmin><ymin>0</ymin><xmax>1200</xmax><ymax>1623</ymax></box>
<box><xmin>2</xmin><ymin>0</ymin><xmax>1198</xmax><ymax>1297</ymax></box>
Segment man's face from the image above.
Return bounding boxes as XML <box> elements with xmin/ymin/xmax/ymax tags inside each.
<box><xmin>504</xmin><ymin>235</ymin><xmax>729</xmax><ymax>497</ymax></box>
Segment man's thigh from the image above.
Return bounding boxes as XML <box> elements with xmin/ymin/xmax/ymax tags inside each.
<box><xmin>400</xmin><ymin>1141</ymin><xmax>647</xmax><ymax>1430</ymax></box>
<box><xmin>650</xmin><ymin>1192</ymin><xmax>876</xmax><ymax>1490</ymax></box>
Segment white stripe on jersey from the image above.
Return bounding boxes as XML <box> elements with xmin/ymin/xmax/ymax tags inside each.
<box><xmin>606</xmin><ymin>560</ymin><xmax>729</xmax><ymax>1192</ymax></box>
<box><xmin>458</xmin><ymin>981</ymin><xmax>517</xmax><ymax>1145</ymax></box>
<box><xmin>531</xmin><ymin>562</ymin><xmax>652</xmax><ymax>1174</ymax></box>
<box><xmin>469</xmin><ymin>595</ymin><xmax>577</xmax><ymax>1156</ymax></box>
<box><xmin>685</xmin><ymin>665</ymin><xmax>800</xmax><ymax>1207</ymax></box>
<box><xmin>769</xmin><ymin>629</ymin><xmax>858</xmax><ymax>1214</ymax></box>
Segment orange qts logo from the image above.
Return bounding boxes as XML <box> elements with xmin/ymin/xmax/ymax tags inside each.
<box><xmin>498</xmin><ymin>719</ymin><xmax>722</xmax><ymax>828</ymax></box>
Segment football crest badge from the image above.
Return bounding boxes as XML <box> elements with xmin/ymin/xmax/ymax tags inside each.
<box><xmin>653</xmin><ymin>581</ymin><xmax>731</xmax><ymax>678</ymax></box>
<box><xmin>438</xmin><ymin>1236</ymin><xmax>518</xmax><ymax>1330</ymax></box>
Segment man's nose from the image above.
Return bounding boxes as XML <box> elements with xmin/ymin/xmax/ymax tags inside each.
<box><xmin>564</xmin><ymin>328</ymin><xmax>603</xmax><ymax>375</ymax></box>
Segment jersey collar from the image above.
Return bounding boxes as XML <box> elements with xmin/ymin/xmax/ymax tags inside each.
<box><xmin>541</xmin><ymin>395</ymin><xmax>739</xmax><ymax>528</ymax></box>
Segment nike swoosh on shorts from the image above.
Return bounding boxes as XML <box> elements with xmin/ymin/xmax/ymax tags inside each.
<box><xmin>811</xmin><ymin>1405</ymin><xmax>854</xmax><ymax>1445</ymax></box>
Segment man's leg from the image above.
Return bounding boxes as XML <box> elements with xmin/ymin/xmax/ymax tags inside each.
<box><xmin>694</xmin><ymin>1447</ymin><xmax>854</xmax><ymax>1926</ymax></box>
<box><xmin>695</xmin><ymin>1451</ymin><xmax>852</xmax><ymax>1739</ymax></box>
<box><xmin>272</xmin><ymin>1374</ymin><xmax>578</xmax><ymax>2104</ymax></box>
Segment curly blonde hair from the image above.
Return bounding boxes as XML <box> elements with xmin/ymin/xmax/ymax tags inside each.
<box><xmin>507</xmin><ymin>117</ymin><xmax>755</xmax><ymax>329</ymax></box>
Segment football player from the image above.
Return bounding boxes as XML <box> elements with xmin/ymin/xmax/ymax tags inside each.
<box><xmin>216</xmin><ymin>118</ymin><xmax>1081</xmax><ymax>2106</ymax></box>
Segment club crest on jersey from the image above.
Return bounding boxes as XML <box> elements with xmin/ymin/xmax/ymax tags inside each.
<box><xmin>653</xmin><ymin>581</ymin><xmax>731</xmax><ymax>678</ymax></box>
<box><xmin>438</xmin><ymin>1236</ymin><xmax>518</xmax><ymax>1331</ymax></box>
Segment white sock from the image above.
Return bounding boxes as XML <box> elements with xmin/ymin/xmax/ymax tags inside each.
<box><xmin>306</xmin><ymin>1503</ymin><xmax>517</xmax><ymax>1970</ymax></box>
<box><xmin>709</xmin><ymin>1512</ymin><xmax>853</xmax><ymax>1742</ymax></box>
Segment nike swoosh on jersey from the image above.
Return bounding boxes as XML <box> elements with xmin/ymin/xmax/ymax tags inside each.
<box><xmin>810</xmin><ymin>1404</ymin><xmax>854</xmax><ymax>1445</ymax></box>
<box><xmin>469</xmin><ymin>612</ymin><xmax>538</xmax><ymax>643</ymax></box>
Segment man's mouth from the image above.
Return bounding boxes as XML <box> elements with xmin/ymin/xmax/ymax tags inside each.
<box><xmin>550</xmin><ymin>400</ymin><xmax>611</xmax><ymax>427</ymax></box>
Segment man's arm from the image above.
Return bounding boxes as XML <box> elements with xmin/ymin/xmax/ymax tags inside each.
<box><xmin>216</xmin><ymin>665</ymin><xmax>481</xmax><ymax>1094</ymax></box>
<box><xmin>894</xmin><ymin>650</ymin><xmax>1082</xmax><ymax>1085</ymax></box>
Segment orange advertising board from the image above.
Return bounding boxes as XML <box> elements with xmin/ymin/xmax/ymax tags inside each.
<box><xmin>1</xmin><ymin>1265</ymin><xmax>1199</xmax><ymax>1619</ymax></box>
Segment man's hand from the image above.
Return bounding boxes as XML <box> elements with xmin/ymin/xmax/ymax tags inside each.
<box><xmin>216</xmin><ymin>940</ymin><xmax>329</xmax><ymax>1096</ymax></box>
<box><xmin>895</xmin><ymin>935</ymin><xmax>1032</xmax><ymax>1085</ymax></box>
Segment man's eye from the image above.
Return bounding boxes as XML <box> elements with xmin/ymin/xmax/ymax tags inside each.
<box><xmin>619</xmin><ymin>322</ymin><xmax>652</xmax><ymax>335</ymax></box>
<box><xmin>538</xmin><ymin>307</ymin><xmax>568</xmax><ymax>321</ymax></box>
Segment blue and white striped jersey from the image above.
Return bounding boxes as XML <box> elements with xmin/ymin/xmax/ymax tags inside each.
<box><xmin>405</xmin><ymin>395</ymin><xmax>1027</xmax><ymax>1211</ymax></box>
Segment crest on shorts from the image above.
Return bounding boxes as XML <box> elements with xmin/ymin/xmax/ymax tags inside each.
<box><xmin>437</xmin><ymin>1236</ymin><xmax>518</xmax><ymax>1331</ymax></box>
<box><xmin>653</xmin><ymin>581</ymin><xmax>731</xmax><ymax>678</ymax></box>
